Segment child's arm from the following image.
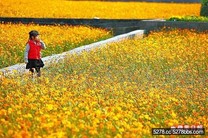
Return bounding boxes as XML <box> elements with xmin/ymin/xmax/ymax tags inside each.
<box><xmin>24</xmin><ymin>44</ymin><xmax>30</xmax><ymax>63</ymax></box>
<box><xmin>40</xmin><ymin>40</ymin><xmax>46</xmax><ymax>49</ymax></box>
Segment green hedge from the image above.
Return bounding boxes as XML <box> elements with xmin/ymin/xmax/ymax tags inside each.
<box><xmin>168</xmin><ymin>16</ymin><xmax>208</xmax><ymax>22</ymax></box>
<box><xmin>200</xmin><ymin>0</ymin><xmax>208</xmax><ymax>16</ymax></box>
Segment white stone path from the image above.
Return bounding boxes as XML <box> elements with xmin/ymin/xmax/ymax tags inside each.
<box><xmin>0</xmin><ymin>30</ymin><xmax>145</xmax><ymax>78</ymax></box>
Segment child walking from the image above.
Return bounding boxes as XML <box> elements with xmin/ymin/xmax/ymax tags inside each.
<box><xmin>24</xmin><ymin>30</ymin><xmax>46</xmax><ymax>77</ymax></box>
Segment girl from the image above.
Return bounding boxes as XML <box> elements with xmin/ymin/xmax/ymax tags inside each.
<box><xmin>24</xmin><ymin>30</ymin><xmax>46</xmax><ymax>77</ymax></box>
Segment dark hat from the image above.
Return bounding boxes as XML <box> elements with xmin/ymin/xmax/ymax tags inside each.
<box><xmin>29</xmin><ymin>30</ymin><xmax>40</xmax><ymax>37</ymax></box>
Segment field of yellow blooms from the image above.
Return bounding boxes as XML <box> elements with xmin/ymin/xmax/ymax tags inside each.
<box><xmin>0</xmin><ymin>0</ymin><xmax>200</xmax><ymax>19</ymax></box>
<box><xmin>0</xmin><ymin>29</ymin><xmax>207</xmax><ymax>137</ymax></box>
<box><xmin>0</xmin><ymin>23</ymin><xmax>111</xmax><ymax>68</ymax></box>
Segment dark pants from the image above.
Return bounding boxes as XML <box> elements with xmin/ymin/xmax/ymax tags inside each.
<box><xmin>26</xmin><ymin>59</ymin><xmax>44</xmax><ymax>77</ymax></box>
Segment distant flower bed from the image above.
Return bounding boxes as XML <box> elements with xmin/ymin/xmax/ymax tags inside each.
<box><xmin>0</xmin><ymin>29</ymin><xmax>207</xmax><ymax>137</ymax></box>
<box><xmin>0</xmin><ymin>23</ymin><xmax>111</xmax><ymax>68</ymax></box>
<box><xmin>0</xmin><ymin>0</ymin><xmax>200</xmax><ymax>19</ymax></box>
<box><xmin>168</xmin><ymin>16</ymin><xmax>208</xmax><ymax>22</ymax></box>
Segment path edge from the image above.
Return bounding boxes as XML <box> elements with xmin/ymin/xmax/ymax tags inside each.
<box><xmin>0</xmin><ymin>29</ymin><xmax>145</xmax><ymax>77</ymax></box>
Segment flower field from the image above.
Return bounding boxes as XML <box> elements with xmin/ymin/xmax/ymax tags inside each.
<box><xmin>0</xmin><ymin>29</ymin><xmax>207</xmax><ymax>137</ymax></box>
<box><xmin>0</xmin><ymin>0</ymin><xmax>200</xmax><ymax>19</ymax></box>
<box><xmin>0</xmin><ymin>23</ymin><xmax>111</xmax><ymax>68</ymax></box>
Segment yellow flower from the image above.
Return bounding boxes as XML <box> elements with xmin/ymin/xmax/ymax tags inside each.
<box><xmin>144</xmin><ymin>115</ymin><xmax>151</xmax><ymax>120</ymax></box>
<box><xmin>23</xmin><ymin>113</ymin><xmax>33</xmax><ymax>119</ymax></box>
<box><xmin>7</xmin><ymin>108</ymin><xmax>13</xmax><ymax>114</ymax></box>
<box><xmin>114</xmin><ymin>134</ymin><xmax>122</xmax><ymax>138</ymax></box>
<box><xmin>171</xmin><ymin>112</ymin><xmax>177</xmax><ymax>118</ymax></box>
<box><xmin>46</xmin><ymin>104</ymin><xmax>54</xmax><ymax>111</ymax></box>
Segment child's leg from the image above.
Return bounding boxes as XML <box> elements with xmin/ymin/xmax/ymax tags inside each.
<box><xmin>35</xmin><ymin>67</ymin><xmax>41</xmax><ymax>77</ymax></box>
<box><xmin>29</xmin><ymin>68</ymin><xmax>35</xmax><ymax>78</ymax></box>
<box><xmin>29</xmin><ymin>68</ymin><xmax>34</xmax><ymax>73</ymax></box>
